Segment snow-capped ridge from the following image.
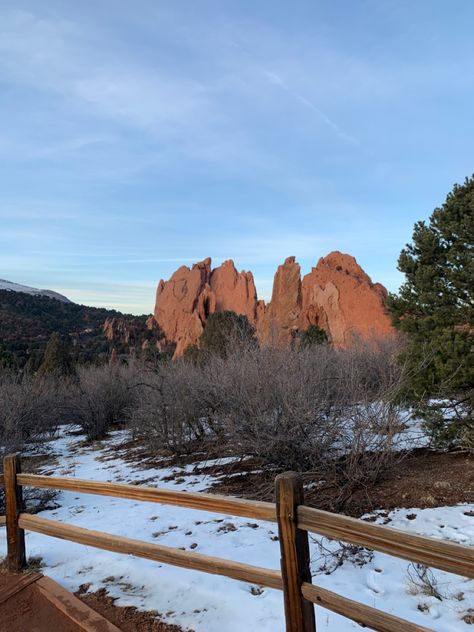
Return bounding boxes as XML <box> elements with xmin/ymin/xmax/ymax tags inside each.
<box><xmin>0</xmin><ymin>279</ymin><xmax>71</xmax><ymax>303</ymax></box>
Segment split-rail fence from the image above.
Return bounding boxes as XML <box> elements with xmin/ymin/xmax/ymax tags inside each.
<box><xmin>1</xmin><ymin>453</ymin><xmax>474</xmax><ymax>632</ymax></box>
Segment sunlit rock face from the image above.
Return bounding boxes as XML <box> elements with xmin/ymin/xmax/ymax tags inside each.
<box><xmin>153</xmin><ymin>258</ymin><xmax>258</xmax><ymax>356</ymax></box>
<box><xmin>256</xmin><ymin>256</ymin><xmax>302</xmax><ymax>346</ymax></box>
<box><xmin>152</xmin><ymin>252</ymin><xmax>394</xmax><ymax>356</ymax></box>
<box><xmin>209</xmin><ymin>259</ymin><xmax>258</xmax><ymax>325</ymax></box>
<box><xmin>299</xmin><ymin>251</ymin><xmax>393</xmax><ymax>347</ymax></box>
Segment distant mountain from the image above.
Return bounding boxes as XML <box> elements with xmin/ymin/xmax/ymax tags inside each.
<box><xmin>0</xmin><ymin>279</ymin><xmax>71</xmax><ymax>303</ymax></box>
<box><xmin>0</xmin><ymin>289</ymin><xmax>163</xmax><ymax>371</ymax></box>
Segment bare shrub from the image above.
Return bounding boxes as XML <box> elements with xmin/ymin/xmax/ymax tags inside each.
<box><xmin>202</xmin><ymin>345</ymin><xmax>341</xmax><ymax>470</ymax></box>
<box><xmin>0</xmin><ymin>371</ymin><xmax>66</xmax><ymax>515</ymax></box>
<box><xmin>0</xmin><ymin>332</ymin><xmax>411</xmax><ymax>516</ymax></box>
<box><xmin>71</xmin><ymin>364</ymin><xmax>139</xmax><ymax>440</ymax></box>
<box><xmin>406</xmin><ymin>563</ymin><xmax>445</xmax><ymax>600</ymax></box>
<box><xmin>129</xmin><ymin>336</ymin><xmax>410</xmax><ymax>507</ymax></box>
<box><xmin>129</xmin><ymin>361</ymin><xmax>208</xmax><ymax>454</ymax></box>
<box><xmin>311</xmin><ymin>535</ymin><xmax>373</xmax><ymax>574</ymax></box>
<box><xmin>184</xmin><ymin>337</ymin><xmax>409</xmax><ymax>508</ymax></box>
<box><xmin>0</xmin><ymin>372</ymin><xmax>64</xmax><ymax>457</ymax></box>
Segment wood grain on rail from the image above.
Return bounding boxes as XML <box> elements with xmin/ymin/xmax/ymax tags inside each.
<box><xmin>17</xmin><ymin>474</ymin><xmax>276</xmax><ymax>522</ymax></box>
<box><xmin>297</xmin><ymin>506</ymin><xmax>474</xmax><ymax>578</ymax></box>
<box><xmin>0</xmin><ymin>515</ymin><xmax>6</xmax><ymax>527</ymax></box>
<box><xmin>301</xmin><ymin>583</ymin><xmax>432</xmax><ymax>632</ymax></box>
<box><xmin>19</xmin><ymin>513</ymin><xmax>283</xmax><ymax>590</ymax></box>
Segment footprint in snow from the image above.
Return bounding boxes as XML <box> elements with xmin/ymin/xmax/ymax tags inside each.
<box><xmin>366</xmin><ymin>570</ymin><xmax>384</xmax><ymax>595</ymax></box>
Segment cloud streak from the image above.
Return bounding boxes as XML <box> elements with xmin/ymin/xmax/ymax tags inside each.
<box><xmin>262</xmin><ymin>69</ymin><xmax>358</xmax><ymax>144</ymax></box>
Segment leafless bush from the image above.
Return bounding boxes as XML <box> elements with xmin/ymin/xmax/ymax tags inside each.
<box><xmin>129</xmin><ymin>361</ymin><xmax>209</xmax><ymax>453</ymax></box>
<box><xmin>202</xmin><ymin>345</ymin><xmax>342</xmax><ymax>470</ymax></box>
<box><xmin>0</xmin><ymin>372</ymin><xmax>64</xmax><ymax>458</ymax></box>
<box><xmin>406</xmin><ymin>563</ymin><xmax>445</xmax><ymax>600</ymax></box>
<box><xmin>0</xmin><ymin>372</ymin><xmax>66</xmax><ymax>514</ymax></box>
<box><xmin>198</xmin><ymin>341</ymin><xmax>409</xmax><ymax>504</ymax></box>
<box><xmin>129</xmin><ymin>337</ymin><xmax>410</xmax><ymax>508</ymax></box>
<box><xmin>311</xmin><ymin>535</ymin><xmax>373</xmax><ymax>574</ymax></box>
<box><xmin>70</xmin><ymin>364</ymin><xmax>139</xmax><ymax>440</ymax></box>
<box><xmin>0</xmin><ymin>334</ymin><xmax>412</xmax><ymax>513</ymax></box>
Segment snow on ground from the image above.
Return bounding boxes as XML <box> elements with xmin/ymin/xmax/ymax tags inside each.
<box><xmin>1</xmin><ymin>428</ymin><xmax>473</xmax><ymax>631</ymax></box>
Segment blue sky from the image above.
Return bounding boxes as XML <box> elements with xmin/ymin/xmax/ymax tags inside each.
<box><xmin>1</xmin><ymin>1</ymin><xmax>473</xmax><ymax>314</ymax></box>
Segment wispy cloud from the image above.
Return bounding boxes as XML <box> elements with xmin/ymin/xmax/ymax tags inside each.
<box><xmin>0</xmin><ymin>9</ymin><xmax>210</xmax><ymax>131</ymax></box>
<box><xmin>262</xmin><ymin>69</ymin><xmax>358</xmax><ymax>144</ymax></box>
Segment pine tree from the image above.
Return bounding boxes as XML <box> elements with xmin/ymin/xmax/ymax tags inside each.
<box><xmin>200</xmin><ymin>311</ymin><xmax>257</xmax><ymax>358</ymax></box>
<box><xmin>388</xmin><ymin>175</ymin><xmax>474</xmax><ymax>448</ymax></box>
<box><xmin>297</xmin><ymin>324</ymin><xmax>329</xmax><ymax>347</ymax></box>
<box><xmin>37</xmin><ymin>332</ymin><xmax>75</xmax><ymax>378</ymax></box>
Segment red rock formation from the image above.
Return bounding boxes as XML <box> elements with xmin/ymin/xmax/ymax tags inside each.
<box><xmin>257</xmin><ymin>257</ymin><xmax>302</xmax><ymax>345</ymax></box>
<box><xmin>103</xmin><ymin>317</ymin><xmax>140</xmax><ymax>345</ymax></box>
<box><xmin>151</xmin><ymin>252</ymin><xmax>394</xmax><ymax>355</ymax></box>
<box><xmin>153</xmin><ymin>258</ymin><xmax>258</xmax><ymax>356</ymax></box>
<box><xmin>300</xmin><ymin>251</ymin><xmax>393</xmax><ymax>346</ymax></box>
<box><xmin>210</xmin><ymin>260</ymin><xmax>258</xmax><ymax>324</ymax></box>
<box><xmin>103</xmin><ymin>315</ymin><xmax>164</xmax><ymax>351</ymax></box>
<box><xmin>153</xmin><ymin>258</ymin><xmax>212</xmax><ymax>357</ymax></box>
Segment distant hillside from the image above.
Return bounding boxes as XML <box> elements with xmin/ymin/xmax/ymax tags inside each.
<box><xmin>0</xmin><ymin>279</ymin><xmax>71</xmax><ymax>303</ymax></box>
<box><xmin>0</xmin><ymin>290</ymin><xmax>162</xmax><ymax>370</ymax></box>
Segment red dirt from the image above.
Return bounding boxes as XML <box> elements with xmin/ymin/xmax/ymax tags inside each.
<box><xmin>0</xmin><ymin>571</ymin><xmax>117</xmax><ymax>632</ymax></box>
<box><xmin>345</xmin><ymin>449</ymin><xmax>474</xmax><ymax>514</ymax></box>
<box><xmin>212</xmin><ymin>449</ymin><xmax>474</xmax><ymax>517</ymax></box>
<box><xmin>77</xmin><ymin>587</ymin><xmax>192</xmax><ymax>632</ymax></box>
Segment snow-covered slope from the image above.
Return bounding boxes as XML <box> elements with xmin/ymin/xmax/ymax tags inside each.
<box><xmin>0</xmin><ymin>279</ymin><xmax>71</xmax><ymax>303</ymax></box>
<box><xmin>1</xmin><ymin>428</ymin><xmax>472</xmax><ymax>632</ymax></box>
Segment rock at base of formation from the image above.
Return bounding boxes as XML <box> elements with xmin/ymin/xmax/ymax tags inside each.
<box><xmin>150</xmin><ymin>252</ymin><xmax>394</xmax><ymax>356</ymax></box>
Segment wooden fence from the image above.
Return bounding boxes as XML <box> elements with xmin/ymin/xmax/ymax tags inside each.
<box><xmin>1</xmin><ymin>454</ymin><xmax>474</xmax><ymax>632</ymax></box>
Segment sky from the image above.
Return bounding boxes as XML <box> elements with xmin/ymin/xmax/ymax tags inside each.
<box><xmin>1</xmin><ymin>1</ymin><xmax>473</xmax><ymax>314</ymax></box>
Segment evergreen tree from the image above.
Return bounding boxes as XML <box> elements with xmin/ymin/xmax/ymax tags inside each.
<box><xmin>297</xmin><ymin>324</ymin><xmax>329</xmax><ymax>347</ymax></box>
<box><xmin>200</xmin><ymin>311</ymin><xmax>257</xmax><ymax>358</ymax></box>
<box><xmin>37</xmin><ymin>332</ymin><xmax>75</xmax><ymax>378</ymax></box>
<box><xmin>388</xmin><ymin>175</ymin><xmax>474</xmax><ymax>448</ymax></box>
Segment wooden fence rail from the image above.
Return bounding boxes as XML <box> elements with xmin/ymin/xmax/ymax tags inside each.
<box><xmin>2</xmin><ymin>454</ymin><xmax>473</xmax><ymax>632</ymax></box>
<box><xmin>16</xmin><ymin>473</ymin><xmax>276</xmax><ymax>522</ymax></box>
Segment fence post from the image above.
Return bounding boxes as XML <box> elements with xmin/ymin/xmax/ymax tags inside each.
<box><xmin>276</xmin><ymin>472</ymin><xmax>316</xmax><ymax>632</ymax></box>
<box><xmin>4</xmin><ymin>454</ymin><xmax>26</xmax><ymax>571</ymax></box>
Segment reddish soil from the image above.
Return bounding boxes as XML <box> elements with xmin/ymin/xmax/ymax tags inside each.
<box><xmin>345</xmin><ymin>449</ymin><xmax>474</xmax><ymax>515</ymax></box>
<box><xmin>212</xmin><ymin>449</ymin><xmax>474</xmax><ymax>517</ymax></box>
<box><xmin>77</xmin><ymin>586</ymin><xmax>191</xmax><ymax>632</ymax></box>
<box><xmin>0</xmin><ymin>571</ymin><xmax>119</xmax><ymax>632</ymax></box>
